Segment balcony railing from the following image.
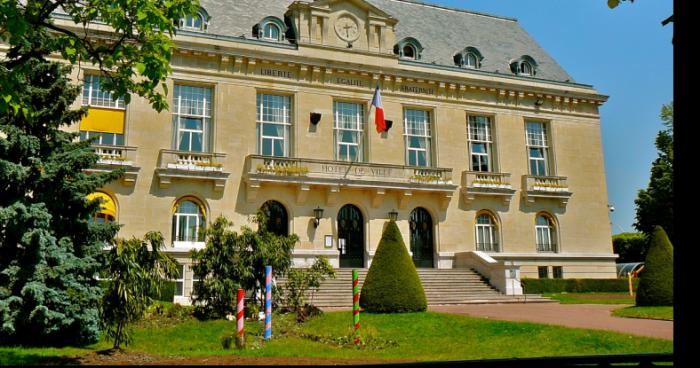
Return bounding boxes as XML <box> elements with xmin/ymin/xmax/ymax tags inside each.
<box><xmin>87</xmin><ymin>144</ymin><xmax>139</xmax><ymax>185</ymax></box>
<box><xmin>158</xmin><ymin>149</ymin><xmax>226</xmax><ymax>173</ymax></box>
<box><xmin>245</xmin><ymin>155</ymin><xmax>457</xmax><ymax>208</ymax></box>
<box><xmin>247</xmin><ymin>155</ymin><xmax>453</xmax><ymax>186</ymax></box>
<box><xmin>156</xmin><ymin>149</ymin><xmax>229</xmax><ymax>191</ymax></box>
<box><xmin>92</xmin><ymin>144</ymin><xmax>137</xmax><ymax>166</ymax></box>
<box><xmin>461</xmin><ymin>171</ymin><xmax>516</xmax><ymax>204</ymax></box>
<box><xmin>525</xmin><ymin>175</ymin><xmax>570</xmax><ymax>192</ymax></box>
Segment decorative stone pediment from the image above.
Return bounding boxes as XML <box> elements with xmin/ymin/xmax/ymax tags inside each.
<box><xmin>286</xmin><ymin>0</ymin><xmax>397</xmax><ymax>54</ymax></box>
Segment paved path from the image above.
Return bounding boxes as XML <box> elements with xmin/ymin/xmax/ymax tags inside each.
<box><xmin>429</xmin><ymin>304</ymin><xmax>673</xmax><ymax>340</ymax></box>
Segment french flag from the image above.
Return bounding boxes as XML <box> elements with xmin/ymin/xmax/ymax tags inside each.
<box><xmin>369</xmin><ymin>84</ymin><xmax>386</xmax><ymax>133</ymax></box>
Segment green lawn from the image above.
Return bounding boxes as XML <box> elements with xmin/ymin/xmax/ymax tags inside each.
<box><xmin>543</xmin><ymin>292</ymin><xmax>635</xmax><ymax>304</ymax></box>
<box><xmin>612</xmin><ymin>306</ymin><xmax>673</xmax><ymax>321</ymax></box>
<box><xmin>0</xmin><ymin>311</ymin><xmax>672</xmax><ymax>365</ymax></box>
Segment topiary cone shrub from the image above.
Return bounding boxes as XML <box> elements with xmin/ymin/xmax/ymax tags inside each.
<box><xmin>359</xmin><ymin>220</ymin><xmax>427</xmax><ymax>312</ymax></box>
<box><xmin>636</xmin><ymin>226</ymin><xmax>673</xmax><ymax>306</ymax></box>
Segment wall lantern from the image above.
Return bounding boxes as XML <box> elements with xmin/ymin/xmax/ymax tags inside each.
<box><xmin>384</xmin><ymin>120</ymin><xmax>393</xmax><ymax>132</ymax></box>
<box><xmin>388</xmin><ymin>209</ymin><xmax>398</xmax><ymax>221</ymax></box>
<box><xmin>310</xmin><ymin>112</ymin><xmax>322</xmax><ymax>125</ymax></box>
<box><xmin>313</xmin><ymin>206</ymin><xmax>324</xmax><ymax>227</ymax></box>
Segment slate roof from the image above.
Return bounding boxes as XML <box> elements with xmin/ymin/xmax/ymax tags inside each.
<box><xmin>195</xmin><ymin>0</ymin><xmax>575</xmax><ymax>83</ymax></box>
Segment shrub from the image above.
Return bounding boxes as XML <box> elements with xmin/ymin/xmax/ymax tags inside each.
<box><xmin>282</xmin><ymin>256</ymin><xmax>336</xmax><ymax>322</ymax></box>
<box><xmin>636</xmin><ymin>226</ymin><xmax>673</xmax><ymax>306</ymax></box>
<box><xmin>521</xmin><ymin>278</ymin><xmax>639</xmax><ymax>294</ymax></box>
<box><xmin>612</xmin><ymin>232</ymin><xmax>650</xmax><ymax>263</ymax></box>
<box><xmin>359</xmin><ymin>221</ymin><xmax>427</xmax><ymax>312</ymax></box>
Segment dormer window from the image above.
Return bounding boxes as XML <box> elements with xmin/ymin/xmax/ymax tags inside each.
<box><xmin>510</xmin><ymin>55</ymin><xmax>538</xmax><ymax>77</ymax></box>
<box><xmin>263</xmin><ymin>23</ymin><xmax>281</xmax><ymax>41</ymax></box>
<box><xmin>394</xmin><ymin>37</ymin><xmax>423</xmax><ymax>60</ymax></box>
<box><xmin>454</xmin><ymin>47</ymin><xmax>484</xmax><ymax>69</ymax></box>
<box><xmin>179</xmin><ymin>8</ymin><xmax>209</xmax><ymax>32</ymax></box>
<box><xmin>254</xmin><ymin>17</ymin><xmax>287</xmax><ymax>42</ymax></box>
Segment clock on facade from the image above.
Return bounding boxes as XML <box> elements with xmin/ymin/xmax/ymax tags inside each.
<box><xmin>334</xmin><ymin>15</ymin><xmax>360</xmax><ymax>43</ymax></box>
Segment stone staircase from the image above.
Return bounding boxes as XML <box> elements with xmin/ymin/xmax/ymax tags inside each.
<box><xmin>277</xmin><ymin>268</ymin><xmax>554</xmax><ymax>307</ymax></box>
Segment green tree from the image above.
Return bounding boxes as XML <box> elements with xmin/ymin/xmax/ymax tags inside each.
<box><xmin>190</xmin><ymin>212</ymin><xmax>298</xmax><ymax>319</ymax></box>
<box><xmin>0</xmin><ymin>58</ymin><xmax>119</xmax><ymax>346</ymax></box>
<box><xmin>283</xmin><ymin>256</ymin><xmax>335</xmax><ymax>322</ymax></box>
<box><xmin>359</xmin><ymin>221</ymin><xmax>427</xmax><ymax>313</ymax></box>
<box><xmin>101</xmin><ymin>232</ymin><xmax>178</xmax><ymax>349</ymax></box>
<box><xmin>607</xmin><ymin>0</ymin><xmax>673</xmax><ymax>27</ymax></box>
<box><xmin>634</xmin><ymin>102</ymin><xmax>673</xmax><ymax>243</ymax></box>
<box><xmin>612</xmin><ymin>232</ymin><xmax>649</xmax><ymax>263</ymax></box>
<box><xmin>1</xmin><ymin>0</ymin><xmax>200</xmax><ymax>115</ymax></box>
<box><xmin>635</xmin><ymin>226</ymin><xmax>673</xmax><ymax>306</ymax></box>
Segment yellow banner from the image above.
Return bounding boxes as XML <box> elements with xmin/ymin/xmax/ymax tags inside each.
<box><xmin>79</xmin><ymin>107</ymin><xmax>125</xmax><ymax>134</ymax></box>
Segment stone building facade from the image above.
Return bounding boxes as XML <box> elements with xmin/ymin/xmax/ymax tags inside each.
<box><xmin>60</xmin><ymin>0</ymin><xmax>616</xmax><ymax>301</ymax></box>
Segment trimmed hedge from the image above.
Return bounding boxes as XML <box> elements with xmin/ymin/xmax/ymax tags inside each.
<box><xmin>522</xmin><ymin>278</ymin><xmax>639</xmax><ymax>294</ymax></box>
<box><xmin>636</xmin><ymin>226</ymin><xmax>673</xmax><ymax>306</ymax></box>
<box><xmin>359</xmin><ymin>221</ymin><xmax>427</xmax><ymax>313</ymax></box>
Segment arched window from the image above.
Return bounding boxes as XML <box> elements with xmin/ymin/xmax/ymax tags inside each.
<box><xmin>454</xmin><ymin>47</ymin><xmax>483</xmax><ymax>69</ymax></box>
<box><xmin>87</xmin><ymin>192</ymin><xmax>117</xmax><ymax>223</ymax></box>
<box><xmin>261</xmin><ymin>200</ymin><xmax>288</xmax><ymax>236</ymax></box>
<box><xmin>535</xmin><ymin>213</ymin><xmax>557</xmax><ymax>252</ymax></box>
<box><xmin>254</xmin><ymin>17</ymin><xmax>287</xmax><ymax>42</ymax></box>
<box><xmin>263</xmin><ymin>23</ymin><xmax>281</xmax><ymax>41</ymax></box>
<box><xmin>179</xmin><ymin>8</ymin><xmax>209</xmax><ymax>32</ymax></box>
<box><xmin>402</xmin><ymin>45</ymin><xmax>416</xmax><ymax>59</ymax></box>
<box><xmin>475</xmin><ymin>212</ymin><xmax>499</xmax><ymax>252</ymax></box>
<box><xmin>510</xmin><ymin>55</ymin><xmax>538</xmax><ymax>77</ymax></box>
<box><xmin>172</xmin><ymin>198</ymin><xmax>206</xmax><ymax>243</ymax></box>
<box><xmin>394</xmin><ymin>37</ymin><xmax>423</xmax><ymax>60</ymax></box>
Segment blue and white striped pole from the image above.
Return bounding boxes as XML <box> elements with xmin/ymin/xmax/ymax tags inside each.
<box><xmin>264</xmin><ymin>265</ymin><xmax>272</xmax><ymax>340</ymax></box>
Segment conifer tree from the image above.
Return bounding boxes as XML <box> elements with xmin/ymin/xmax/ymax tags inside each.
<box><xmin>635</xmin><ymin>226</ymin><xmax>673</xmax><ymax>306</ymax></box>
<box><xmin>0</xmin><ymin>58</ymin><xmax>120</xmax><ymax>346</ymax></box>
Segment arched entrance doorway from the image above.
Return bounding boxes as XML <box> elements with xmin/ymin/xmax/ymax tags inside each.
<box><xmin>260</xmin><ymin>200</ymin><xmax>288</xmax><ymax>236</ymax></box>
<box><xmin>410</xmin><ymin>207</ymin><xmax>434</xmax><ymax>268</ymax></box>
<box><xmin>338</xmin><ymin>204</ymin><xmax>364</xmax><ymax>268</ymax></box>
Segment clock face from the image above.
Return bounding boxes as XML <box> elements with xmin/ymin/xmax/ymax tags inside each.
<box><xmin>335</xmin><ymin>15</ymin><xmax>360</xmax><ymax>42</ymax></box>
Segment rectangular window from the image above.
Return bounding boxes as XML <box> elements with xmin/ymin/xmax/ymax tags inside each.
<box><xmin>257</xmin><ymin>94</ymin><xmax>291</xmax><ymax>157</ymax></box>
<box><xmin>173</xmin><ymin>85</ymin><xmax>212</xmax><ymax>152</ymax></box>
<box><xmin>334</xmin><ymin>101</ymin><xmax>364</xmax><ymax>162</ymax></box>
<box><xmin>82</xmin><ymin>75</ymin><xmax>125</xmax><ymax>109</ymax></box>
<box><xmin>174</xmin><ymin>264</ymin><xmax>184</xmax><ymax>297</ymax></box>
<box><xmin>468</xmin><ymin>115</ymin><xmax>493</xmax><ymax>172</ymax></box>
<box><xmin>553</xmin><ymin>266</ymin><xmax>563</xmax><ymax>279</ymax></box>
<box><xmin>191</xmin><ymin>265</ymin><xmax>202</xmax><ymax>297</ymax></box>
<box><xmin>79</xmin><ymin>131</ymin><xmax>124</xmax><ymax>146</ymax></box>
<box><xmin>404</xmin><ymin>109</ymin><xmax>432</xmax><ymax>167</ymax></box>
<box><xmin>526</xmin><ymin>121</ymin><xmax>549</xmax><ymax>176</ymax></box>
<box><xmin>538</xmin><ymin>266</ymin><xmax>549</xmax><ymax>279</ymax></box>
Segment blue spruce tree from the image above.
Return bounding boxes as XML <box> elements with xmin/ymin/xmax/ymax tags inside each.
<box><xmin>0</xmin><ymin>58</ymin><xmax>121</xmax><ymax>346</ymax></box>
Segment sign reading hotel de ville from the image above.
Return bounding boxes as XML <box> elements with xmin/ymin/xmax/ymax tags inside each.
<box><xmin>321</xmin><ymin>163</ymin><xmax>393</xmax><ymax>178</ymax></box>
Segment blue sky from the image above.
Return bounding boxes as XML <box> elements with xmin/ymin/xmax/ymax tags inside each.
<box><xmin>428</xmin><ymin>0</ymin><xmax>673</xmax><ymax>234</ymax></box>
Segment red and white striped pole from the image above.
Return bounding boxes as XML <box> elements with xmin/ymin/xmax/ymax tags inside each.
<box><xmin>236</xmin><ymin>288</ymin><xmax>245</xmax><ymax>349</ymax></box>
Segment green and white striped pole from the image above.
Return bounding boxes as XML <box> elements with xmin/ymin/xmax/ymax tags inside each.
<box><xmin>352</xmin><ymin>269</ymin><xmax>360</xmax><ymax>346</ymax></box>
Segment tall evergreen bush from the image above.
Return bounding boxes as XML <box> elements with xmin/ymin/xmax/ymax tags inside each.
<box><xmin>0</xmin><ymin>59</ymin><xmax>119</xmax><ymax>346</ymax></box>
<box><xmin>636</xmin><ymin>226</ymin><xmax>673</xmax><ymax>306</ymax></box>
<box><xmin>359</xmin><ymin>221</ymin><xmax>427</xmax><ymax>313</ymax></box>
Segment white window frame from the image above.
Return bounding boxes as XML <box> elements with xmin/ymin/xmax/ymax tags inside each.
<box><xmin>173</xmin><ymin>85</ymin><xmax>212</xmax><ymax>153</ymax></box>
<box><xmin>174</xmin><ymin>264</ymin><xmax>184</xmax><ymax>297</ymax></box>
<box><xmin>536</xmin><ymin>215</ymin><xmax>557</xmax><ymax>252</ymax></box>
<box><xmin>526</xmin><ymin>121</ymin><xmax>549</xmax><ymax>176</ymax></box>
<box><xmin>80</xmin><ymin>131</ymin><xmax>124</xmax><ymax>146</ymax></box>
<box><xmin>173</xmin><ymin>200</ymin><xmax>205</xmax><ymax>244</ymax></box>
<box><xmin>333</xmin><ymin>101</ymin><xmax>364</xmax><ymax>162</ymax></box>
<box><xmin>467</xmin><ymin>115</ymin><xmax>493</xmax><ymax>172</ymax></box>
<box><xmin>475</xmin><ymin>213</ymin><xmax>499</xmax><ymax>252</ymax></box>
<box><xmin>519</xmin><ymin>61</ymin><xmax>533</xmax><ymax>76</ymax></box>
<box><xmin>82</xmin><ymin>75</ymin><xmax>125</xmax><ymax>109</ymax></box>
<box><xmin>181</xmin><ymin>11</ymin><xmax>207</xmax><ymax>32</ymax></box>
<box><xmin>402</xmin><ymin>45</ymin><xmax>416</xmax><ymax>59</ymax></box>
<box><xmin>465</xmin><ymin>52</ymin><xmax>479</xmax><ymax>69</ymax></box>
<box><xmin>263</xmin><ymin>23</ymin><xmax>281</xmax><ymax>41</ymax></box>
<box><xmin>257</xmin><ymin>93</ymin><xmax>291</xmax><ymax>157</ymax></box>
<box><xmin>404</xmin><ymin>109</ymin><xmax>432</xmax><ymax>167</ymax></box>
